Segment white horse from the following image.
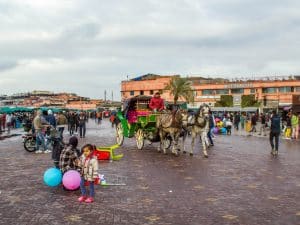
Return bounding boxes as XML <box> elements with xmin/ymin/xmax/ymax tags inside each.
<box><xmin>183</xmin><ymin>104</ymin><xmax>210</xmax><ymax>157</ymax></box>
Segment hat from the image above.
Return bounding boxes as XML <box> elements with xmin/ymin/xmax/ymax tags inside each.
<box><xmin>68</xmin><ymin>136</ymin><xmax>78</xmax><ymax>148</ymax></box>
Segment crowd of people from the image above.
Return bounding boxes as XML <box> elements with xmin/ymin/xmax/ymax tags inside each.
<box><xmin>211</xmin><ymin>109</ymin><xmax>299</xmax><ymax>156</ymax></box>
<box><xmin>0</xmin><ymin>112</ymin><xmax>33</xmax><ymax>134</ymax></box>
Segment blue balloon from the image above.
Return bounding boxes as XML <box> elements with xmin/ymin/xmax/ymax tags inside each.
<box><xmin>220</xmin><ymin>127</ymin><xmax>227</xmax><ymax>134</ymax></box>
<box><xmin>43</xmin><ymin>168</ymin><xmax>62</xmax><ymax>187</ymax></box>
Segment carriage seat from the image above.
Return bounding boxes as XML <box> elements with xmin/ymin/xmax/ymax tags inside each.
<box><xmin>136</xmin><ymin>110</ymin><xmax>151</xmax><ymax>116</ymax></box>
<box><xmin>127</xmin><ymin>110</ymin><xmax>138</xmax><ymax>123</ymax></box>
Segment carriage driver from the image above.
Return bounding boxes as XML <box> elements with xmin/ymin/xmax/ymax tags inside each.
<box><xmin>149</xmin><ymin>92</ymin><xmax>165</xmax><ymax>112</ymax></box>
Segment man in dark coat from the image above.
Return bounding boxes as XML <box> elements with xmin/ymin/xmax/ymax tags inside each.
<box><xmin>270</xmin><ymin>110</ymin><xmax>281</xmax><ymax>156</ymax></box>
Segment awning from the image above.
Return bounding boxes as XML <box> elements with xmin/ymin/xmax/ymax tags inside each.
<box><xmin>283</xmin><ymin>106</ymin><xmax>292</xmax><ymax>111</ymax></box>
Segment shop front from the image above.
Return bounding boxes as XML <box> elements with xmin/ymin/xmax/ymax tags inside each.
<box><xmin>292</xmin><ymin>95</ymin><xmax>300</xmax><ymax>113</ymax></box>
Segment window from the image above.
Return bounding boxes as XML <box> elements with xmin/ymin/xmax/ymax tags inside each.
<box><xmin>216</xmin><ymin>89</ymin><xmax>229</xmax><ymax>94</ymax></box>
<box><xmin>202</xmin><ymin>89</ymin><xmax>214</xmax><ymax>95</ymax></box>
<box><xmin>295</xmin><ymin>87</ymin><xmax>300</xmax><ymax>92</ymax></box>
<box><xmin>250</xmin><ymin>88</ymin><xmax>255</xmax><ymax>94</ymax></box>
<box><xmin>231</xmin><ymin>88</ymin><xmax>244</xmax><ymax>94</ymax></box>
<box><xmin>130</xmin><ymin>91</ymin><xmax>134</xmax><ymax>96</ymax></box>
<box><xmin>150</xmin><ymin>90</ymin><xmax>154</xmax><ymax>95</ymax></box>
<box><xmin>279</xmin><ymin>87</ymin><xmax>292</xmax><ymax>93</ymax></box>
<box><xmin>262</xmin><ymin>87</ymin><xmax>277</xmax><ymax>93</ymax></box>
<box><xmin>140</xmin><ymin>90</ymin><xmax>144</xmax><ymax>95</ymax></box>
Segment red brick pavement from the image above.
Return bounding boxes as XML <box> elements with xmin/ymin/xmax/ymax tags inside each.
<box><xmin>0</xmin><ymin>119</ymin><xmax>299</xmax><ymax>225</ymax></box>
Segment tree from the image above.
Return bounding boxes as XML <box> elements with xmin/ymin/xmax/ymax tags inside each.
<box><xmin>164</xmin><ymin>76</ymin><xmax>194</xmax><ymax>104</ymax></box>
<box><xmin>241</xmin><ymin>95</ymin><xmax>260</xmax><ymax>107</ymax></box>
<box><xmin>215</xmin><ymin>95</ymin><xmax>233</xmax><ymax>107</ymax></box>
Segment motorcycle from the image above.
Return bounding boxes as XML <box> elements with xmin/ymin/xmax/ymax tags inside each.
<box><xmin>23</xmin><ymin>126</ymin><xmax>65</xmax><ymax>153</ymax></box>
<box><xmin>23</xmin><ymin>132</ymin><xmax>36</xmax><ymax>152</ymax></box>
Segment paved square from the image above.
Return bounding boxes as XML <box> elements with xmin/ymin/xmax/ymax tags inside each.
<box><xmin>0</xmin><ymin>120</ymin><xmax>299</xmax><ymax>225</ymax></box>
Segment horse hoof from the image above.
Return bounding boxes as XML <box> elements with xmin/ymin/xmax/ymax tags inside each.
<box><xmin>183</xmin><ymin>151</ymin><xmax>186</xmax><ymax>154</ymax></box>
<box><xmin>204</xmin><ymin>155</ymin><xmax>208</xmax><ymax>158</ymax></box>
<box><xmin>189</xmin><ymin>153</ymin><xmax>193</xmax><ymax>156</ymax></box>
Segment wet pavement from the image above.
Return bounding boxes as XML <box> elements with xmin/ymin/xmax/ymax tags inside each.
<box><xmin>0</xmin><ymin>120</ymin><xmax>299</xmax><ymax>225</ymax></box>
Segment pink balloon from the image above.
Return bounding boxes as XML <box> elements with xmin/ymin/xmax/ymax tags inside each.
<box><xmin>62</xmin><ymin>170</ymin><xmax>81</xmax><ymax>190</ymax></box>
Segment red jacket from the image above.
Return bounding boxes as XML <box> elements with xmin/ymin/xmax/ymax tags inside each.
<box><xmin>149</xmin><ymin>97</ymin><xmax>164</xmax><ymax>111</ymax></box>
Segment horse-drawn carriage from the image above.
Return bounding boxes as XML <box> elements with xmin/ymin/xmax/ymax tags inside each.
<box><xmin>115</xmin><ymin>95</ymin><xmax>171</xmax><ymax>150</ymax></box>
<box><xmin>116</xmin><ymin>96</ymin><xmax>211</xmax><ymax>157</ymax></box>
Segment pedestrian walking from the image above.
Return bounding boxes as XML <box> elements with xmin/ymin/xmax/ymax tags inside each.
<box><xmin>234</xmin><ymin>112</ymin><xmax>240</xmax><ymax>131</ymax></box>
<box><xmin>79</xmin><ymin>112</ymin><xmax>87</xmax><ymax>138</ymax></box>
<box><xmin>258</xmin><ymin>113</ymin><xmax>267</xmax><ymax>136</ymax></box>
<box><xmin>0</xmin><ymin>113</ymin><xmax>2</xmax><ymax>133</ymax></box>
<box><xmin>240</xmin><ymin>113</ymin><xmax>246</xmax><ymax>130</ymax></box>
<box><xmin>5</xmin><ymin>113</ymin><xmax>12</xmax><ymax>134</ymax></box>
<box><xmin>33</xmin><ymin>110</ymin><xmax>50</xmax><ymax>153</ymax></box>
<box><xmin>291</xmin><ymin>112</ymin><xmax>299</xmax><ymax>139</ymax></box>
<box><xmin>78</xmin><ymin>144</ymin><xmax>99</xmax><ymax>203</ymax></box>
<box><xmin>74</xmin><ymin>112</ymin><xmax>80</xmax><ymax>133</ymax></box>
<box><xmin>284</xmin><ymin>112</ymin><xmax>292</xmax><ymax>139</ymax></box>
<box><xmin>68</xmin><ymin>112</ymin><xmax>76</xmax><ymax>135</ymax></box>
<box><xmin>270</xmin><ymin>110</ymin><xmax>281</xmax><ymax>156</ymax></box>
<box><xmin>250</xmin><ymin>113</ymin><xmax>257</xmax><ymax>133</ymax></box>
<box><xmin>46</xmin><ymin>110</ymin><xmax>56</xmax><ymax>128</ymax></box>
<box><xmin>97</xmin><ymin>111</ymin><xmax>102</xmax><ymax>124</ymax></box>
<box><xmin>207</xmin><ymin>111</ymin><xmax>215</xmax><ymax>146</ymax></box>
<box><xmin>56</xmin><ymin>111</ymin><xmax>68</xmax><ymax>140</ymax></box>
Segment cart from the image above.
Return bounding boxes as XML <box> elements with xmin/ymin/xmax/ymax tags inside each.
<box><xmin>115</xmin><ymin>95</ymin><xmax>171</xmax><ymax>150</ymax></box>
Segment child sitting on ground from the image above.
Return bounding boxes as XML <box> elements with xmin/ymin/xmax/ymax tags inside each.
<box><xmin>78</xmin><ymin>144</ymin><xmax>99</xmax><ymax>203</ymax></box>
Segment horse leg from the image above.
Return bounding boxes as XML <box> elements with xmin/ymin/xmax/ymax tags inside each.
<box><xmin>204</xmin><ymin>129</ymin><xmax>210</xmax><ymax>148</ymax></box>
<box><xmin>173</xmin><ymin>131</ymin><xmax>180</xmax><ymax>156</ymax></box>
<box><xmin>162</xmin><ymin>130</ymin><xmax>167</xmax><ymax>155</ymax></box>
<box><xmin>157</xmin><ymin>129</ymin><xmax>162</xmax><ymax>153</ymax></box>
<box><xmin>181</xmin><ymin>129</ymin><xmax>187</xmax><ymax>153</ymax></box>
<box><xmin>190</xmin><ymin>128</ymin><xmax>196</xmax><ymax>156</ymax></box>
<box><xmin>171</xmin><ymin>132</ymin><xmax>178</xmax><ymax>156</ymax></box>
<box><xmin>201</xmin><ymin>131</ymin><xmax>208</xmax><ymax>158</ymax></box>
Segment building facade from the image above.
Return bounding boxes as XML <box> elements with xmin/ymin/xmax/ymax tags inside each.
<box><xmin>121</xmin><ymin>74</ymin><xmax>300</xmax><ymax>112</ymax></box>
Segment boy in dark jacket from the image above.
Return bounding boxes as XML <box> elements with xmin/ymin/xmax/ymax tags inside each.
<box><xmin>270</xmin><ymin>110</ymin><xmax>281</xmax><ymax>156</ymax></box>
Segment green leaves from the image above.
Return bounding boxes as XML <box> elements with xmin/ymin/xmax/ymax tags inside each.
<box><xmin>215</xmin><ymin>95</ymin><xmax>233</xmax><ymax>107</ymax></box>
<box><xmin>241</xmin><ymin>95</ymin><xmax>260</xmax><ymax>107</ymax></box>
<box><xmin>164</xmin><ymin>76</ymin><xmax>194</xmax><ymax>104</ymax></box>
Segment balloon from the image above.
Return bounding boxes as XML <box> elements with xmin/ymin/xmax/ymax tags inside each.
<box><xmin>213</xmin><ymin>127</ymin><xmax>219</xmax><ymax>134</ymax></box>
<box><xmin>62</xmin><ymin>170</ymin><xmax>81</xmax><ymax>190</ymax></box>
<box><xmin>220</xmin><ymin>127</ymin><xmax>227</xmax><ymax>134</ymax></box>
<box><xmin>43</xmin><ymin>168</ymin><xmax>62</xmax><ymax>187</ymax></box>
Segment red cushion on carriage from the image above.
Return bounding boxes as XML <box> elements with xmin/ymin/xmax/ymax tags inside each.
<box><xmin>136</xmin><ymin>110</ymin><xmax>150</xmax><ymax>116</ymax></box>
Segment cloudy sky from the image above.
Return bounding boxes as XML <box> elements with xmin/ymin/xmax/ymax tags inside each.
<box><xmin>0</xmin><ymin>0</ymin><xmax>299</xmax><ymax>100</ymax></box>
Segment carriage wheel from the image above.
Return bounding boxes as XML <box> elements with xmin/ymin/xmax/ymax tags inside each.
<box><xmin>136</xmin><ymin>129</ymin><xmax>144</xmax><ymax>150</ymax></box>
<box><xmin>163</xmin><ymin>137</ymin><xmax>171</xmax><ymax>150</ymax></box>
<box><xmin>116</xmin><ymin>123</ymin><xmax>124</xmax><ymax>146</ymax></box>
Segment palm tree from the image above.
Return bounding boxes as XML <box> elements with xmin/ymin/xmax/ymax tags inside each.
<box><xmin>164</xmin><ymin>76</ymin><xmax>194</xmax><ymax>104</ymax></box>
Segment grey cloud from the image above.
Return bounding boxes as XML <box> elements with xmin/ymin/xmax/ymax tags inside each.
<box><xmin>0</xmin><ymin>61</ymin><xmax>18</xmax><ymax>71</ymax></box>
<box><xmin>59</xmin><ymin>22</ymin><xmax>102</xmax><ymax>41</ymax></box>
<box><xmin>0</xmin><ymin>0</ymin><xmax>300</xmax><ymax>99</ymax></box>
